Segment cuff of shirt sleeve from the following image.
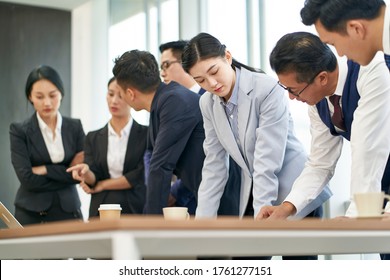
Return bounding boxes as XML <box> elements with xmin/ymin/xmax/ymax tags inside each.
<box><xmin>283</xmin><ymin>193</ymin><xmax>308</xmax><ymax>216</ymax></box>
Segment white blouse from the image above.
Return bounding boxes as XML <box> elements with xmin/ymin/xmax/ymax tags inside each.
<box><xmin>37</xmin><ymin>112</ymin><xmax>64</xmax><ymax>163</ymax></box>
<box><xmin>107</xmin><ymin>118</ymin><xmax>133</xmax><ymax>179</ymax></box>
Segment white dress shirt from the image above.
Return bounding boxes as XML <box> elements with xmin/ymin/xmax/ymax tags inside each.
<box><xmin>285</xmin><ymin>53</ymin><xmax>390</xmax><ymax>217</ymax></box>
<box><xmin>37</xmin><ymin>112</ymin><xmax>65</xmax><ymax>163</ymax></box>
<box><xmin>107</xmin><ymin>118</ymin><xmax>133</xmax><ymax>179</ymax></box>
<box><xmin>189</xmin><ymin>83</ymin><xmax>202</xmax><ymax>94</ymax></box>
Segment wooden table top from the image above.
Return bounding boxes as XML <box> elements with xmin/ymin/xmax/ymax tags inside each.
<box><xmin>1</xmin><ymin>215</ymin><xmax>390</xmax><ymax>239</ymax></box>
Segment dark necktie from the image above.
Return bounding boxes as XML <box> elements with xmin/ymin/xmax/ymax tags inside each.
<box><xmin>385</xmin><ymin>54</ymin><xmax>390</xmax><ymax>70</ymax></box>
<box><xmin>329</xmin><ymin>95</ymin><xmax>346</xmax><ymax>131</ymax></box>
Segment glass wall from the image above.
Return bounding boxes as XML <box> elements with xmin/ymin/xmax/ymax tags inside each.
<box><xmin>108</xmin><ymin>0</ymin><xmax>179</xmax><ymax>125</ymax></box>
<box><xmin>109</xmin><ymin>0</ymin><xmax>179</xmax><ymax>70</ymax></box>
<box><xmin>203</xmin><ymin>0</ymin><xmax>248</xmax><ymax>65</ymax></box>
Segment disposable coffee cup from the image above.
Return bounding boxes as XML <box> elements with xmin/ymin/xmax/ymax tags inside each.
<box><xmin>385</xmin><ymin>201</ymin><xmax>390</xmax><ymax>213</ymax></box>
<box><xmin>98</xmin><ymin>204</ymin><xmax>122</xmax><ymax>221</ymax></box>
<box><xmin>163</xmin><ymin>207</ymin><xmax>190</xmax><ymax>220</ymax></box>
<box><xmin>354</xmin><ymin>192</ymin><xmax>390</xmax><ymax>217</ymax></box>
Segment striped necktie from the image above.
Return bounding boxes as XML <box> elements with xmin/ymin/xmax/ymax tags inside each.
<box><xmin>329</xmin><ymin>95</ymin><xmax>346</xmax><ymax>131</ymax></box>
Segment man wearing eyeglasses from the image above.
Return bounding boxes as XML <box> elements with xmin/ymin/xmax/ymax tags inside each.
<box><xmin>159</xmin><ymin>40</ymin><xmax>206</xmax><ymax>95</ymax></box>
<box><xmin>257</xmin><ymin>32</ymin><xmax>390</xmax><ymax>226</ymax></box>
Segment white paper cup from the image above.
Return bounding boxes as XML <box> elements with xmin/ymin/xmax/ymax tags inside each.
<box><xmin>385</xmin><ymin>201</ymin><xmax>390</xmax><ymax>213</ymax></box>
<box><xmin>98</xmin><ymin>204</ymin><xmax>122</xmax><ymax>221</ymax></box>
<box><xmin>354</xmin><ymin>192</ymin><xmax>390</xmax><ymax>217</ymax></box>
<box><xmin>163</xmin><ymin>207</ymin><xmax>189</xmax><ymax>220</ymax></box>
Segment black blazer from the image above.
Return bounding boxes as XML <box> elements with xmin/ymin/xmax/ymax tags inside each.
<box><xmin>145</xmin><ymin>82</ymin><xmax>205</xmax><ymax>214</ymax></box>
<box><xmin>9</xmin><ymin>113</ymin><xmax>85</xmax><ymax>213</ymax></box>
<box><xmin>84</xmin><ymin>120</ymin><xmax>147</xmax><ymax>217</ymax></box>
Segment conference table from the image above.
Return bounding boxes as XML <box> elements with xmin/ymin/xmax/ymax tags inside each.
<box><xmin>1</xmin><ymin>215</ymin><xmax>390</xmax><ymax>259</ymax></box>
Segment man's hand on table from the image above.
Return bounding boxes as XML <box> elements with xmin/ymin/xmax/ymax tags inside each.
<box><xmin>255</xmin><ymin>201</ymin><xmax>297</xmax><ymax>220</ymax></box>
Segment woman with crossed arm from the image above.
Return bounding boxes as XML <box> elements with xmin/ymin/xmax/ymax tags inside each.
<box><xmin>10</xmin><ymin>65</ymin><xmax>84</xmax><ymax>225</ymax></box>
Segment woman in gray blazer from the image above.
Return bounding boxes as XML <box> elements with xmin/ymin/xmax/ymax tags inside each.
<box><xmin>9</xmin><ymin>65</ymin><xmax>85</xmax><ymax>225</ymax></box>
<box><xmin>182</xmin><ymin>33</ymin><xmax>331</xmax><ymax>220</ymax></box>
<box><xmin>67</xmin><ymin>78</ymin><xmax>147</xmax><ymax>219</ymax></box>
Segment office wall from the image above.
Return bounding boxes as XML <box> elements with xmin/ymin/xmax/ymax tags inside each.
<box><xmin>0</xmin><ymin>2</ymin><xmax>71</xmax><ymax>222</ymax></box>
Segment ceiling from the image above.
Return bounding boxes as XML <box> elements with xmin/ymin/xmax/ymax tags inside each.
<box><xmin>0</xmin><ymin>0</ymin><xmax>90</xmax><ymax>10</ymax></box>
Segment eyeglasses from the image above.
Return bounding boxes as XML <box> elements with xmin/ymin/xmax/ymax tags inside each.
<box><xmin>277</xmin><ymin>71</ymin><xmax>321</xmax><ymax>97</ymax></box>
<box><xmin>160</xmin><ymin>60</ymin><xmax>181</xmax><ymax>71</ymax></box>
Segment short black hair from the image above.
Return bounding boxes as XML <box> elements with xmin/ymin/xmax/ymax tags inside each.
<box><xmin>301</xmin><ymin>0</ymin><xmax>385</xmax><ymax>34</ymax></box>
<box><xmin>159</xmin><ymin>40</ymin><xmax>189</xmax><ymax>60</ymax></box>
<box><xmin>113</xmin><ymin>50</ymin><xmax>161</xmax><ymax>93</ymax></box>
<box><xmin>270</xmin><ymin>32</ymin><xmax>337</xmax><ymax>83</ymax></box>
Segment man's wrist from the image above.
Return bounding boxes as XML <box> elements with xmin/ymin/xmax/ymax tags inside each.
<box><xmin>282</xmin><ymin>201</ymin><xmax>297</xmax><ymax>215</ymax></box>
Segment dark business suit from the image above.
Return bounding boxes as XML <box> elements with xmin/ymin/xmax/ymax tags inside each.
<box><xmin>144</xmin><ymin>81</ymin><xmax>205</xmax><ymax>214</ymax></box>
<box><xmin>9</xmin><ymin>113</ymin><xmax>84</xmax><ymax>225</ymax></box>
<box><xmin>84</xmin><ymin>120</ymin><xmax>147</xmax><ymax>217</ymax></box>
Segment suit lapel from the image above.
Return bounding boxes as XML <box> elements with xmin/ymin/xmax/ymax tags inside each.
<box><xmin>28</xmin><ymin>114</ymin><xmax>51</xmax><ymax>162</ymax></box>
<box><xmin>148</xmin><ymin>113</ymin><xmax>155</xmax><ymax>147</ymax></box>
<box><xmin>98</xmin><ymin>125</ymin><xmax>109</xmax><ymax>175</ymax></box>
<box><xmin>148</xmin><ymin>94</ymin><xmax>158</xmax><ymax>147</ymax></box>
<box><xmin>123</xmin><ymin>121</ymin><xmax>140</xmax><ymax>172</ymax></box>
<box><xmin>61</xmin><ymin>119</ymin><xmax>71</xmax><ymax>161</ymax></box>
<box><xmin>237</xmin><ymin>70</ymin><xmax>253</xmax><ymax>159</ymax></box>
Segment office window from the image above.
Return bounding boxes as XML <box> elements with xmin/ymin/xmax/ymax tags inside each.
<box><xmin>109</xmin><ymin>0</ymin><xmax>146</xmax><ymax>65</ymax></box>
<box><xmin>109</xmin><ymin>0</ymin><xmax>178</xmax><ymax>69</ymax></box>
<box><xmin>203</xmin><ymin>0</ymin><xmax>248</xmax><ymax>64</ymax></box>
<box><xmin>160</xmin><ymin>0</ymin><xmax>179</xmax><ymax>44</ymax></box>
<box><xmin>262</xmin><ymin>0</ymin><xmax>315</xmax><ymax>147</ymax></box>
<box><xmin>108</xmin><ymin>0</ymin><xmax>179</xmax><ymax>125</ymax></box>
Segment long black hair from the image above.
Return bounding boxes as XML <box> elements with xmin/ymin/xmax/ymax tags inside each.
<box><xmin>182</xmin><ymin>32</ymin><xmax>264</xmax><ymax>74</ymax></box>
<box><xmin>25</xmin><ymin>65</ymin><xmax>65</xmax><ymax>101</ymax></box>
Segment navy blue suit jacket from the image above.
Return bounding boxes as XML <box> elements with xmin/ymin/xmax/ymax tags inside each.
<box><xmin>9</xmin><ymin>113</ymin><xmax>84</xmax><ymax>213</ymax></box>
<box><xmin>145</xmin><ymin>82</ymin><xmax>205</xmax><ymax>214</ymax></box>
<box><xmin>84</xmin><ymin>121</ymin><xmax>147</xmax><ymax>217</ymax></box>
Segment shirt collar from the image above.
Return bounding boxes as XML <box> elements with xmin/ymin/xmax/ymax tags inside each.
<box><xmin>332</xmin><ymin>56</ymin><xmax>348</xmax><ymax>98</ymax></box>
<box><xmin>189</xmin><ymin>83</ymin><xmax>201</xmax><ymax>94</ymax></box>
<box><xmin>108</xmin><ymin>117</ymin><xmax>133</xmax><ymax>137</ymax></box>
<box><xmin>220</xmin><ymin>67</ymin><xmax>240</xmax><ymax>106</ymax></box>
<box><xmin>36</xmin><ymin>111</ymin><xmax>62</xmax><ymax>133</ymax></box>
